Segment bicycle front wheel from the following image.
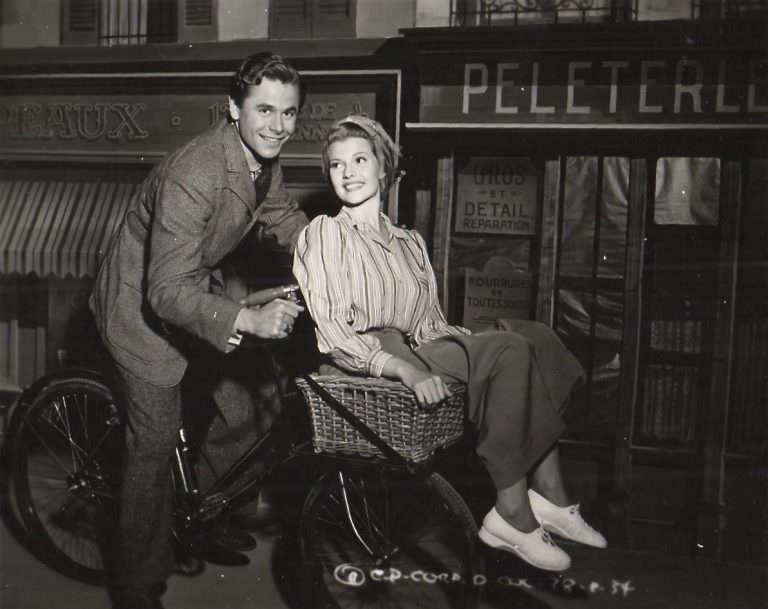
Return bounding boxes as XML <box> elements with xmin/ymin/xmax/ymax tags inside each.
<box><xmin>10</xmin><ymin>373</ymin><xmax>123</xmax><ymax>585</ymax></box>
<box><xmin>300</xmin><ymin>468</ymin><xmax>483</xmax><ymax>609</ymax></box>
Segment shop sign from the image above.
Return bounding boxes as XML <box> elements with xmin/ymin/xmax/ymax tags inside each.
<box><xmin>419</xmin><ymin>52</ymin><xmax>768</xmax><ymax>125</ymax></box>
<box><xmin>463</xmin><ymin>269</ymin><xmax>530</xmax><ymax>332</ymax></box>
<box><xmin>455</xmin><ymin>157</ymin><xmax>538</xmax><ymax>235</ymax></box>
<box><xmin>0</xmin><ymin>88</ymin><xmax>375</xmax><ymax>158</ymax></box>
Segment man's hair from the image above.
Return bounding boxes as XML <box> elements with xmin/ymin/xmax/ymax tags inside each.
<box><xmin>321</xmin><ymin>115</ymin><xmax>401</xmax><ymax>202</ymax></box>
<box><xmin>229</xmin><ymin>52</ymin><xmax>304</xmax><ymax>109</ymax></box>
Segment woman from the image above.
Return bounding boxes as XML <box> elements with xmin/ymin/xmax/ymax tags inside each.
<box><xmin>293</xmin><ymin>115</ymin><xmax>606</xmax><ymax>571</ymax></box>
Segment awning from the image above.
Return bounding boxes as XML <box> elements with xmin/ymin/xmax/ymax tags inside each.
<box><xmin>0</xmin><ymin>180</ymin><xmax>135</xmax><ymax>278</ymax></box>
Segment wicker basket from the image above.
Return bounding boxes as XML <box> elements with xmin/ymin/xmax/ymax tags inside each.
<box><xmin>295</xmin><ymin>375</ymin><xmax>466</xmax><ymax>463</ymax></box>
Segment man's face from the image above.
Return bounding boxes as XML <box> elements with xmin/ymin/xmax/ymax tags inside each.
<box><xmin>228</xmin><ymin>77</ymin><xmax>300</xmax><ymax>160</ymax></box>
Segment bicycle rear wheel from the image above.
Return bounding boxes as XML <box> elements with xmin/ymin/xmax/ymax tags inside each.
<box><xmin>300</xmin><ymin>468</ymin><xmax>483</xmax><ymax>609</ymax></box>
<box><xmin>10</xmin><ymin>373</ymin><xmax>122</xmax><ymax>585</ymax></box>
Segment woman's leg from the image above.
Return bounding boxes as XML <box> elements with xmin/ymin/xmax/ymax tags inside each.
<box><xmin>495</xmin><ymin>443</ymin><xmax>571</xmax><ymax>530</ymax></box>
<box><xmin>496</xmin><ymin>320</ymin><xmax>584</xmax><ymax>415</ymax></box>
<box><xmin>529</xmin><ymin>443</ymin><xmax>571</xmax><ymax>506</ymax></box>
<box><xmin>415</xmin><ymin>333</ymin><xmax>566</xmax><ymax>513</ymax></box>
<box><xmin>495</xmin><ymin>479</ymin><xmax>538</xmax><ymax>532</ymax></box>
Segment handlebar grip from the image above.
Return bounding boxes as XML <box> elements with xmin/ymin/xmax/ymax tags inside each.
<box><xmin>241</xmin><ymin>284</ymin><xmax>300</xmax><ymax>307</ymax></box>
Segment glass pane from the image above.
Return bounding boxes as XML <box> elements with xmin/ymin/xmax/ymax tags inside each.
<box><xmin>448</xmin><ymin>236</ymin><xmax>531</xmax><ymax>324</ymax></box>
<box><xmin>448</xmin><ymin>156</ymin><xmax>539</xmax><ymax>325</ymax></box>
<box><xmin>638</xmin><ymin>364</ymin><xmax>700</xmax><ymax>448</ymax></box>
<box><xmin>557</xmin><ymin>156</ymin><xmax>629</xmax><ymax>442</ymax></box>
<box><xmin>729</xmin><ymin>158</ymin><xmax>768</xmax><ymax>456</ymax></box>
<box><xmin>557</xmin><ymin>288</ymin><xmax>593</xmax><ymax>340</ymax></box>
<box><xmin>561</xmin><ymin>156</ymin><xmax>598</xmax><ymax>277</ymax></box>
<box><xmin>654</xmin><ymin>157</ymin><xmax>720</xmax><ymax>225</ymax></box>
<box><xmin>598</xmin><ymin>157</ymin><xmax>629</xmax><ymax>278</ymax></box>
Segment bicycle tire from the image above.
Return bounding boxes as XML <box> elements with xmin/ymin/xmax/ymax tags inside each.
<box><xmin>299</xmin><ymin>468</ymin><xmax>484</xmax><ymax>609</ymax></box>
<box><xmin>10</xmin><ymin>373</ymin><xmax>122</xmax><ymax>585</ymax></box>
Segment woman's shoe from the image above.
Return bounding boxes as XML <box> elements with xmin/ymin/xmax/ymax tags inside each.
<box><xmin>528</xmin><ymin>489</ymin><xmax>607</xmax><ymax>549</ymax></box>
<box><xmin>478</xmin><ymin>507</ymin><xmax>571</xmax><ymax>571</ymax></box>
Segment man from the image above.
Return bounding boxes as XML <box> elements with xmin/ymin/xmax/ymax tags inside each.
<box><xmin>90</xmin><ymin>52</ymin><xmax>306</xmax><ymax>609</ymax></box>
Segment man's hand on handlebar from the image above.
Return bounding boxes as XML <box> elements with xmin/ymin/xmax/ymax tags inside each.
<box><xmin>233</xmin><ymin>285</ymin><xmax>304</xmax><ymax>340</ymax></box>
<box><xmin>239</xmin><ymin>284</ymin><xmax>301</xmax><ymax>307</ymax></box>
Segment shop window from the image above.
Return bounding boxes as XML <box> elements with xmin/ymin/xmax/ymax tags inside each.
<box><xmin>446</xmin><ymin>156</ymin><xmax>540</xmax><ymax>332</ymax></box>
<box><xmin>633</xmin><ymin>157</ymin><xmax>724</xmax><ymax>450</ymax></box>
<box><xmin>654</xmin><ymin>157</ymin><xmax>720</xmax><ymax>226</ymax></box>
<box><xmin>728</xmin><ymin>158</ymin><xmax>768</xmax><ymax>456</ymax></box>
<box><xmin>62</xmin><ymin>0</ymin><xmax>216</xmax><ymax>45</ymax></box>
<box><xmin>554</xmin><ymin>156</ymin><xmax>630</xmax><ymax>439</ymax></box>
<box><xmin>449</xmin><ymin>0</ymin><xmax>628</xmax><ymax>26</ymax></box>
<box><xmin>270</xmin><ymin>0</ymin><xmax>356</xmax><ymax>39</ymax></box>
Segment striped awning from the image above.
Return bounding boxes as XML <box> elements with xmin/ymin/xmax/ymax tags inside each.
<box><xmin>0</xmin><ymin>180</ymin><xmax>136</xmax><ymax>278</ymax></box>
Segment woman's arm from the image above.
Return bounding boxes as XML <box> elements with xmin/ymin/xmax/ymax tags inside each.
<box><xmin>379</xmin><ymin>355</ymin><xmax>452</xmax><ymax>406</ymax></box>
<box><xmin>409</xmin><ymin>232</ymin><xmax>471</xmax><ymax>344</ymax></box>
<box><xmin>293</xmin><ymin>216</ymin><xmax>391</xmax><ymax>377</ymax></box>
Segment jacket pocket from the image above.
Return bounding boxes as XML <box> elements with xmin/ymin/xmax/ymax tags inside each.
<box><xmin>105</xmin><ymin>282</ymin><xmax>171</xmax><ymax>365</ymax></box>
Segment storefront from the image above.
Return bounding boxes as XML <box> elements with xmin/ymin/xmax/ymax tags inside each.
<box><xmin>399</xmin><ymin>18</ymin><xmax>767</xmax><ymax>561</ymax></box>
<box><xmin>0</xmin><ymin>39</ymin><xmax>402</xmax><ymax>388</ymax></box>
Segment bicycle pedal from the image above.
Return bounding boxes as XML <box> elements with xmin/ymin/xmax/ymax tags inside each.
<box><xmin>173</xmin><ymin>553</ymin><xmax>206</xmax><ymax>577</ymax></box>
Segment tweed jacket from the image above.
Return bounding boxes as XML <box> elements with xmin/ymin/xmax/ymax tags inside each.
<box><xmin>90</xmin><ymin>118</ymin><xmax>307</xmax><ymax>386</ymax></box>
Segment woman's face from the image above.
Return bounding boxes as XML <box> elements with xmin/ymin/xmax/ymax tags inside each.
<box><xmin>326</xmin><ymin>137</ymin><xmax>384</xmax><ymax>207</ymax></box>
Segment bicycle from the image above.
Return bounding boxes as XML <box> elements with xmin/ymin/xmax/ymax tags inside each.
<box><xmin>3</xmin><ymin>287</ymin><xmax>486</xmax><ymax>609</ymax></box>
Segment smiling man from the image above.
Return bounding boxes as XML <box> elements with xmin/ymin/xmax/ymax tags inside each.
<box><xmin>89</xmin><ymin>53</ymin><xmax>307</xmax><ymax>609</ymax></box>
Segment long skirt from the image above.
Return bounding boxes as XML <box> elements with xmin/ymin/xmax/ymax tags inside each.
<box><xmin>360</xmin><ymin>321</ymin><xmax>584</xmax><ymax>490</ymax></box>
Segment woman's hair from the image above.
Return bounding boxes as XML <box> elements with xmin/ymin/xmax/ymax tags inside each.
<box><xmin>229</xmin><ymin>52</ymin><xmax>304</xmax><ymax>110</ymax></box>
<box><xmin>321</xmin><ymin>114</ymin><xmax>401</xmax><ymax>201</ymax></box>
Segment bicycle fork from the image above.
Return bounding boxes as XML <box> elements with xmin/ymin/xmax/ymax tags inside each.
<box><xmin>337</xmin><ymin>471</ymin><xmax>399</xmax><ymax>565</ymax></box>
<box><xmin>172</xmin><ymin>428</ymin><xmax>231</xmax><ymax>528</ymax></box>
<box><xmin>173</xmin><ymin>427</ymin><xmax>199</xmax><ymax>495</ymax></box>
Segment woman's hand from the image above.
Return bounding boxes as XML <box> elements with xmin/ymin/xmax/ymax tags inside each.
<box><xmin>234</xmin><ymin>298</ymin><xmax>304</xmax><ymax>339</ymax></box>
<box><xmin>389</xmin><ymin>361</ymin><xmax>452</xmax><ymax>406</ymax></box>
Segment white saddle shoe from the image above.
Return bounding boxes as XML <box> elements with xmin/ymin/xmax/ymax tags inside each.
<box><xmin>528</xmin><ymin>489</ymin><xmax>607</xmax><ymax>549</ymax></box>
<box><xmin>478</xmin><ymin>507</ymin><xmax>571</xmax><ymax>571</ymax></box>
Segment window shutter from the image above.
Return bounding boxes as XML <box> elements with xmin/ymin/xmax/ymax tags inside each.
<box><xmin>147</xmin><ymin>0</ymin><xmax>178</xmax><ymax>43</ymax></box>
<box><xmin>314</xmin><ymin>0</ymin><xmax>355</xmax><ymax>37</ymax></box>
<box><xmin>178</xmin><ymin>0</ymin><xmax>217</xmax><ymax>42</ymax></box>
<box><xmin>61</xmin><ymin>0</ymin><xmax>99</xmax><ymax>45</ymax></box>
<box><xmin>270</xmin><ymin>0</ymin><xmax>312</xmax><ymax>39</ymax></box>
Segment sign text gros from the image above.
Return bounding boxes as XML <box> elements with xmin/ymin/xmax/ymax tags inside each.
<box><xmin>455</xmin><ymin>157</ymin><xmax>538</xmax><ymax>236</ymax></box>
<box><xmin>461</xmin><ymin>58</ymin><xmax>768</xmax><ymax>117</ymax></box>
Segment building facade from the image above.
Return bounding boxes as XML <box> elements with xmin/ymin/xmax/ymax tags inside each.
<box><xmin>1</xmin><ymin>0</ymin><xmax>766</xmax><ymax>564</ymax></box>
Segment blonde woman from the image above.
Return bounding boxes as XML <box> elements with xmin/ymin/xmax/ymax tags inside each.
<box><xmin>293</xmin><ymin>115</ymin><xmax>606</xmax><ymax>571</ymax></box>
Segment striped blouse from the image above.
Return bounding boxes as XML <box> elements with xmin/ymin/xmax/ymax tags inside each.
<box><xmin>292</xmin><ymin>209</ymin><xmax>469</xmax><ymax>377</ymax></box>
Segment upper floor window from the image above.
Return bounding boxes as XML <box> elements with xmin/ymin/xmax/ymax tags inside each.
<box><xmin>270</xmin><ymin>0</ymin><xmax>356</xmax><ymax>38</ymax></box>
<box><xmin>450</xmin><ymin>0</ymin><xmax>634</xmax><ymax>26</ymax></box>
<box><xmin>62</xmin><ymin>0</ymin><xmax>217</xmax><ymax>46</ymax></box>
<box><xmin>449</xmin><ymin>0</ymin><xmax>768</xmax><ymax>26</ymax></box>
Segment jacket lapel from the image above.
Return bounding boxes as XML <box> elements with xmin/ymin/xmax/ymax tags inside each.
<box><xmin>222</xmin><ymin>122</ymin><xmax>258</xmax><ymax>215</ymax></box>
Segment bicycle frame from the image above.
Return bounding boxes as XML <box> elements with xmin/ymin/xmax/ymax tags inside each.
<box><xmin>169</xmin><ymin>367</ymin><xmax>446</xmax><ymax>532</ymax></box>
<box><xmin>5</xmin><ymin>292</ymin><xmax>484</xmax><ymax>607</ymax></box>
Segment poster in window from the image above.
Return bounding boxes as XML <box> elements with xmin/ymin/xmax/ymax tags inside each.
<box><xmin>462</xmin><ymin>269</ymin><xmax>531</xmax><ymax>332</ymax></box>
<box><xmin>455</xmin><ymin>157</ymin><xmax>539</xmax><ymax>235</ymax></box>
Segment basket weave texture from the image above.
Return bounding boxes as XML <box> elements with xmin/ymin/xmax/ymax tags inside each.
<box><xmin>295</xmin><ymin>375</ymin><xmax>466</xmax><ymax>462</ymax></box>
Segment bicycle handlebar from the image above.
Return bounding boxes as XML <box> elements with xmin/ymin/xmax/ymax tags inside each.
<box><xmin>239</xmin><ymin>284</ymin><xmax>301</xmax><ymax>307</ymax></box>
